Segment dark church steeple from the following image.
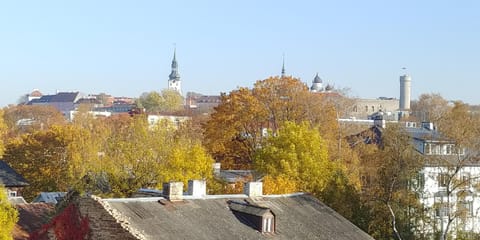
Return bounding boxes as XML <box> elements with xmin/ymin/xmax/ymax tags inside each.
<box><xmin>168</xmin><ymin>48</ymin><xmax>182</xmax><ymax>95</ymax></box>
<box><xmin>281</xmin><ymin>54</ymin><xmax>286</xmax><ymax>78</ymax></box>
<box><xmin>169</xmin><ymin>48</ymin><xmax>180</xmax><ymax>81</ymax></box>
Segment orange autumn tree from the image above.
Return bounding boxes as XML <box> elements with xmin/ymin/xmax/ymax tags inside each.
<box><xmin>204</xmin><ymin>76</ymin><xmax>341</xmax><ymax>169</ymax></box>
<box><xmin>3</xmin><ymin>105</ymin><xmax>66</xmax><ymax>138</ymax></box>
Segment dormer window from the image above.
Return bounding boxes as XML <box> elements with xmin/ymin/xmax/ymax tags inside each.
<box><xmin>263</xmin><ymin>215</ymin><xmax>274</xmax><ymax>233</ymax></box>
<box><xmin>228</xmin><ymin>201</ymin><xmax>276</xmax><ymax>234</ymax></box>
<box><xmin>7</xmin><ymin>190</ymin><xmax>17</xmax><ymax>197</ymax></box>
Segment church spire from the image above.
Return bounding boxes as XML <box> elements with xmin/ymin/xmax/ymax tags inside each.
<box><xmin>169</xmin><ymin>48</ymin><xmax>180</xmax><ymax>81</ymax></box>
<box><xmin>168</xmin><ymin>47</ymin><xmax>182</xmax><ymax>95</ymax></box>
<box><xmin>281</xmin><ymin>54</ymin><xmax>286</xmax><ymax>78</ymax></box>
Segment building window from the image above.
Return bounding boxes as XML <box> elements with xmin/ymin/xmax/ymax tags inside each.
<box><xmin>424</xmin><ymin>143</ymin><xmax>441</xmax><ymax>155</ymax></box>
<box><xmin>426</xmin><ymin>143</ymin><xmax>441</xmax><ymax>155</ymax></box>
<box><xmin>411</xmin><ymin>172</ymin><xmax>425</xmax><ymax>190</ymax></box>
<box><xmin>371</xmin><ymin>106</ymin><xmax>375</xmax><ymax>112</ymax></box>
<box><xmin>263</xmin><ymin>217</ymin><xmax>274</xmax><ymax>233</ymax></box>
<box><xmin>425</xmin><ymin>143</ymin><xmax>431</xmax><ymax>155</ymax></box>
<box><xmin>361</xmin><ymin>175</ymin><xmax>371</xmax><ymax>187</ymax></box>
<box><xmin>7</xmin><ymin>190</ymin><xmax>17</xmax><ymax>197</ymax></box>
<box><xmin>435</xmin><ymin>203</ymin><xmax>450</xmax><ymax>218</ymax></box>
<box><xmin>460</xmin><ymin>173</ymin><xmax>471</xmax><ymax>189</ymax></box>
<box><xmin>353</xmin><ymin>105</ymin><xmax>358</xmax><ymax>112</ymax></box>
<box><xmin>458</xmin><ymin>201</ymin><xmax>473</xmax><ymax>217</ymax></box>
<box><xmin>455</xmin><ymin>147</ymin><xmax>466</xmax><ymax>155</ymax></box>
<box><xmin>438</xmin><ymin>174</ymin><xmax>449</xmax><ymax>188</ymax></box>
<box><xmin>365</xmin><ymin>106</ymin><xmax>368</xmax><ymax>112</ymax></box>
<box><xmin>433</xmin><ymin>144</ymin><xmax>441</xmax><ymax>155</ymax></box>
<box><xmin>445</xmin><ymin>144</ymin><xmax>453</xmax><ymax>155</ymax></box>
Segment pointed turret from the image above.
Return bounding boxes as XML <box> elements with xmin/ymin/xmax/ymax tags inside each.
<box><xmin>168</xmin><ymin>48</ymin><xmax>182</xmax><ymax>95</ymax></box>
<box><xmin>169</xmin><ymin>48</ymin><xmax>180</xmax><ymax>81</ymax></box>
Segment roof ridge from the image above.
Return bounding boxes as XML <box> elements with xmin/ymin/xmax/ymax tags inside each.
<box><xmin>91</xmin><ymin>195</ymin><xmax>147</xmax><ymax>240</ymax></box>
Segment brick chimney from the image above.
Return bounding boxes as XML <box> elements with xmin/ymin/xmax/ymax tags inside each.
<box><xmin>188</xmin><ymin>180</ymin><xmax>206</xmax><ymax>198</ymax></box>
<box><xmin>244</xmin><ymin>182</ymin><xmax>263</xmax><ymax>197</ymax></box>
<box><xmin>163</xmin><ymin>182</ymin><xmax>184</xmax><ymax>201</ymax></box>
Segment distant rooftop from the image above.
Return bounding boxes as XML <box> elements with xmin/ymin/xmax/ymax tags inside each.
<box><xmin>96</xmin><ymin>193</ymin><xmax>373</xmax><ymax>240</ymax></box>
<box><xmin>0</xmin><ymin>160</ymin><xmax>29</xmax><ymax>188</ymax></box>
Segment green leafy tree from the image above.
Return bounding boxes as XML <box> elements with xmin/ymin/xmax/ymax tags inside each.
<box><xmin>138</xmin><ymin>91</ymin><xmax>163</xmax><ymax>113</ymax></box>
<box><xmin>137</xmin><ymin>90</ymin><xmax>184</xmax><ymax>113</ymax></box>
<box><xmin>0</xmin><ymin>185</ymin><xmax>18</xmax><ymax>240</ymax></box>
<box><xmin>160</xmin><ymin>89</ymin><xmax>184</xmax><ymax>112</ymax></box>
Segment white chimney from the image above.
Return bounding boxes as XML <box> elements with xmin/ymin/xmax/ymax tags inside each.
<box><xmin>212</xmin><ymin>162</ymin><xmax>221</xmax><ymax>175</ymax></box>
<box><xmin>188</xmin><ymin>180</ymin><xmax>206</xmax><ymax>198</ymax></box>
<box><xmin>163</xmin><ymin>182</ymin><xmax>184</xmax><ymax>201</ymax></box>
<box><xmin>244</xmin><ymin>182</ymin><xmax>263</xmax><ymax>197</ymax></box>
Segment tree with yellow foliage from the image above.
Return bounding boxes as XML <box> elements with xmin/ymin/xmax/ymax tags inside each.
<box><xmin>98</xmin><ymin>115</ymin><xmax>214</xmax><ymax>197</ymax></box>
<box><xmin>0</xmin><ymin>185</ymin><xmax>18</xmax><ymax>240</ymax></box>
<box><xmin>4</xmin><ymin>126</ymin><xmax>74</xmax><ymax>200</ymax></box>
<box><xmin>3</xmin><ymin>105</ymin><xmax>65</xmax><ymax>138</ymax></box>
<box><xmin>0</xmin><ymin>109</ymin><xmax>7</xmax><ymax>156</ymax></box>
<box><xmin>254</xmin><ymin>121</ymin><xmax>338</xmax><ymax>194</ymax></box>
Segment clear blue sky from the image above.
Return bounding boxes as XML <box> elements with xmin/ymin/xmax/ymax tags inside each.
<box><xmin>1</xmin><ymin>0</ymin><xmax>479</xmax><ymax>107</ymax></box>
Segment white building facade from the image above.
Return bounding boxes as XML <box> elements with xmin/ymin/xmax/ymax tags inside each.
<box><xmin>406</xmin><ymin>123</ymin><xmax>480</xmax><ymax>237</ymax></box>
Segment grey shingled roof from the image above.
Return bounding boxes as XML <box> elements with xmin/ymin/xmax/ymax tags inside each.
<box><xmin>404</xmin><ymin>126</ymin><xmax>449</xmax><ymax>142</ymax></box>
<box><xmin>0</xmin><ymin>160</ymin><xmax>29</xmax><ymax>187</ymax></box>
<box><xmin>105</xmin><ymin>193</ymin><xmax>373</xmax><ymax>240</ymax></box>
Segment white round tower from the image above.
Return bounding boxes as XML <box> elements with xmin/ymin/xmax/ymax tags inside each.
<box><xmin>399</xmin><ymin>74</ymin><xmax>411</xmax><ymax>110</ymax></box>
